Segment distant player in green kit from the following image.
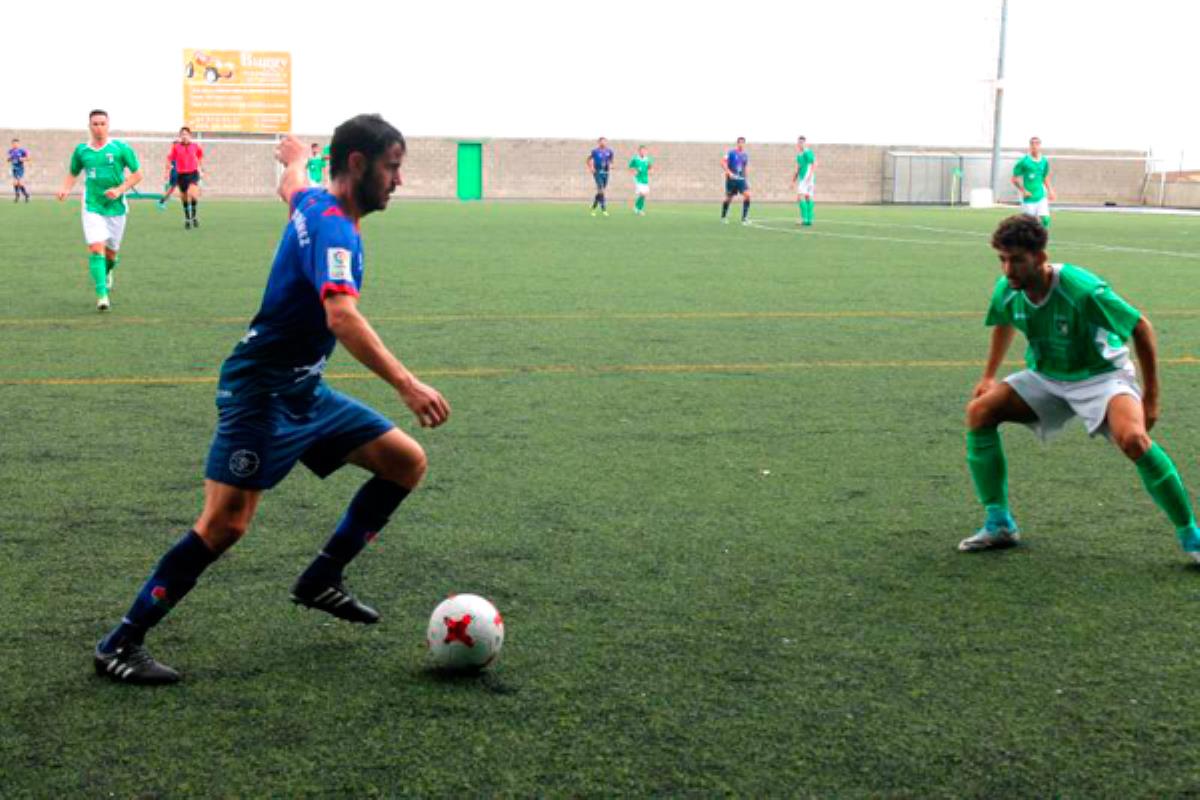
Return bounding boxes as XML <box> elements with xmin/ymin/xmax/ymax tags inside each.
<box><xmin>628</xmin><ymin>145</ymin><xmax>654</xmax><ymax>215</ymax></box>
<box><xmin>56</xmin><ymin>110</ymin><xmax>143</xmax><ymax>312</ymax></box>
<box><xmin>792</xmin><ymin>135</ymin><xmax>816</xmax><ymax>226</ymax></box>
<box><xmin>1011</xmin><ymin>136</ymin><xmax>1055</xmax><ymax>229</ymax></box>
<box><xmin>307</xmin><ymin>143</ymin><xmax>326</xmax><ymax>187</ymax></box>
<box><xmin>961</xmin><ymin>215</ymin><xmax>1200</xmax><ymax>563</ymax></box>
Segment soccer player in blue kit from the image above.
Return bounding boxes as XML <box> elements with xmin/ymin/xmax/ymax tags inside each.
<box><xmin>93</xmin><ymin>114</ymin><xmax>451</xmax><ymax>684</ymax></box>
<box><xmin>587</xmin><ymin>136</ymin><xmax>614</xmax><ymax>216</ymax></box>
<box><xmin>721</xmin><ymin>137</ymin><xmax>751</xmax><ymax>224</ymax></box>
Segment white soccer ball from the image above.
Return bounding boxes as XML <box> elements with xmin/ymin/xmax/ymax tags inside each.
<box><xmin>426</xmin><ymin>593</ymin><xmax>505</xmax><ymax>670</ymax></box>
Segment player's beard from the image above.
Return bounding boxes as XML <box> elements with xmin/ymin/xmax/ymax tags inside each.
<box><xmin>354</xmin><ymin>168</ymin><xmax>389</xmax><ymax>215</ymax></box>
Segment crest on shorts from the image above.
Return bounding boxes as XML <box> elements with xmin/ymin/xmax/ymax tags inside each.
<box><xmin>229</xmin><ymin>449</ymin><xmax>260</xmax><ymax>478</ymax></box>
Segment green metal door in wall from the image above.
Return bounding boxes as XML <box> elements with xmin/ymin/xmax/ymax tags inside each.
<box><xmin>457</xmin><ymin>142</ymin><xmax>483</xmax><ymax>200</ymax></box>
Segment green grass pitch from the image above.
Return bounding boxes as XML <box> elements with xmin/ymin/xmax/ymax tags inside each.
<box><xmin>4</xmin><ymin>197</ymin><xmax>1200</xmax><ymax>795</ymax></box>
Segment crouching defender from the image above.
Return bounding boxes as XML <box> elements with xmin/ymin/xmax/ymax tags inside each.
<box><xmin>961</xmin><ymin>215</ymin><xmax>1200</xmax><ymax>560</ymax></box>
<box><xmin>94</xmin><ymin>114</ymin><xmax>451</xmax><ymax>684</ymax></box>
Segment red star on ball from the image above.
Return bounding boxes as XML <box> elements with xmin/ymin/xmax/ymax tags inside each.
<box><xmin>443</xmin><ymin>614</ymin><xmax>475</xmax><ymax>647</ymax></box>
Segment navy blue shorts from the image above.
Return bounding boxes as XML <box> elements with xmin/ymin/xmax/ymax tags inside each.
<box><xmin>11</xmin><ymin>165</ymin><xmax>24</xmax><ymax>180</ymax></box>
<box><xmin>205</xmin><ymin>387</ymin><xmax>395</xmax><ymax>490</ymax></box>
<box><xmin>725</xmin><ymin>177</ymin><xmax>749</xmax><ymax>196</ymax></box>
<box><xmin>593</xmin><ymin>171</ymin><xmax>610</xmax><ymax>190</ymax></box>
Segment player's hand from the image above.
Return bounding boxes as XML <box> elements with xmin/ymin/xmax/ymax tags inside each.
<box><xmin>1143</xmin><ymin>392</ymin><xmax>1160</xmax><ymax>432</ymax></box>
<box><xmin>972</xmin><ymin>377</ymin><xmax>998</xmax><ymax>399</ymax></box>
<box><xmin>56</xmin><ymin>189</ymin><xmax>68</xmax><ymax>201</ymax></box>
<box><xmin>104</xmin><ymin>188</ymin><xmax>122</xmax><ymax>199</ymax></box>
<box><xmin>275</xmin><ymin>135</ymin><xmax>307</xmax><ymax>168</ymax></box>
<box><xmin>399</xmin><ymin>379</ymin><xmax>451</xmax><ymax>428</ymax></box>
<box><xmin>1048</xmin><ymin>188</ymin><xmax>1057</xmax><ymax>201</ymax></box>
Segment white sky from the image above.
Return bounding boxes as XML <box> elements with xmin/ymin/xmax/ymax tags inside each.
<box><xmin>8</xmin><ymin>0</ymin><xmax>1197</xmax><ymax>166</ymax></box>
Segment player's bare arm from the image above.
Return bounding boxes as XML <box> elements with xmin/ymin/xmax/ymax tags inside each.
<box><xmin>1131</xmin><ymin>316</ymin><xmax>1159</xmax><ymax>429</ymax></box>
<box><xmin>1010</xmin><ymin>174</ymin><xmax>1028</xmax><ymax>198</ymax></box>
<box><xmin>1045</xmin><ymin>171</ymin><xmax>1056</xmax><ymax>202</ymax></box>
<box><xmin>324</xmin><ymin>292</ymin><xmax>450</xmax><ymax>429</ymax></box>
<box><xmin>104</xmin><ymin>168</ymin><xmax>143</xmax><ymax>200</ymax></box>
<box><xmin>973</xmin><ymin>323</ymin><xmax>1016</xmax><ymax>398</ymax></box>
<box><xmin>275</xmin><ymin>134</ymin><xmax>308</xmax><ymax>204</ymax></box>
<box><xmin>56</xmin><ymin>171</ymin><xmax>78</xmax><ymax>201</ymax></box>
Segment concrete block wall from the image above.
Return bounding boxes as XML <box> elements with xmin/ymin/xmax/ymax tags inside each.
<box><xmin>4</xmin><ymin>126</ymin><xmax>1154</xmax><ymax>206</ymax></box>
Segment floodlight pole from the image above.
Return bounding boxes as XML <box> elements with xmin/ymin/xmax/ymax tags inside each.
<box><xmin>988</xmin><ymin>0</ymin><xmax>1009</xmax><ymax>197</ymax></box>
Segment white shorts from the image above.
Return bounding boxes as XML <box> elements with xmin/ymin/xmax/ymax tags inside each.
<box><xmin>1021</xmin><ymin>197</ymin><xmax>1050</xmax><ymax>218</ymax></box>
<box><xmin>1004</xmin><ymin>366</ymin><xmax>1140</xmax><ymax>441</ymax></box>
<box><xmin>635</xmin><ymin>182</ymin><xmax>650</xmax><ymax>196</ymax></box>
<box><xmin>82</xmin><ymin>210</ymin><xmax>128</xmax><ymax>250</ymax></box>
<box><xmin>796</xmin><ymin>177</ymin><xmax>815</xmax><ymax>197</ymax></box>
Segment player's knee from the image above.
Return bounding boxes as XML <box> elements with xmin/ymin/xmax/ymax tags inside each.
<box><xmin>1113</xmin><ymin>429</ymin><xmax>1151</xmax><ymax>460</ymax></box>
<box><xmin>195</xmin><ymin>518</ymin><xmax>249</xmax><ymax>553</ymax></box>
<box><xmin>965</xmin><ymin>397</ymin><xmax>994</xmax><ymax>429</ymax></box>
<box><xmin>380</xmin><ymin>440</ymin><xmax>427</xmax><ymax>488</ymax></box>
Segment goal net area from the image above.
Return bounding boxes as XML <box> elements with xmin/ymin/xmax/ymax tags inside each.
<box><xmin>885</xmin><ymin>150</ymin><xmax>1156</xmax><ymax>207</ymax></box>
<box><xmin>119</xmin><ymin>134</ymin><xmax>286</xmax><ymax>199</ymax></box>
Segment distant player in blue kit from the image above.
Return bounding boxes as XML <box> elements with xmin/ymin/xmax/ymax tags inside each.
<box><xmin>9</xmin><ymin>138</ymin><xmax>30</xmax><ymax>202</ymax></box>
<box><xmin>93</xmin><ymin>114</ymin><xmax>451</xmax><ymax>684</ymax></box>
<box><xmin>721</xmin><ymin>137</ymin><xmax>751</xmax><ymax>224</ymax></box>
<box><xmin>587</xmin><ymin>136</ymin><xmax>615</xmax><ymax>216</ymax></box>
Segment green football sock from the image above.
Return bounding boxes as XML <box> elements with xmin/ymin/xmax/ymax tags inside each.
<box><xmin>106</xmin><ymin>254</ymin><xmax>119</xmax><ymax>275</ymax></box>
<box><xmin>635</xmin><ymin>195</ymin><xmax>645</xmax><ymax>212</ymax></box>
<box><xmin>1136</xmin><ymin>442</ymin><xmax>1196</xmax><ymax>530</ymax></box>
<box><xmin>797</xmin><ymin>201</ymin><xmax>804</xmax><ymax>219</ymax></box>
<box><xmin>805</xmin><ymin>199</ymin><xmax>815</xmax><ymax>223</ymax></box>
<box><xmin>1040</xmin><ymin>216</ymin><xmax>1051</xmax><ymax>229</ymax></box>
<box><xmin>967</xmin><ymin>428</ymin><xmax>1009</xmax><ymax>512</ymax></box>
<box><xmin>88</xmin><ymin>253</ymin><xmax>107</xmax><ymax>297</ymax></box>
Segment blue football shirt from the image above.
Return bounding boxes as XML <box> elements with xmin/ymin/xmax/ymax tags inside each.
<box><xmin>8</xmin><ymin>147</ymin><xmax>27</xmax><ymax>165</ymax></box>
<box><xmin>216</xmin><ymin>188</ymin><xmax>365</xmax><ymax>406</ymax></box>
<box><xmin>726</xmin><ymin>149</ymin><xmax>748</xmax><ymax>177</ymax></box>
<box><xmin>590</xmin><ymin>147</ymin><xmax>614</xmax><ymax>172</ymax></box>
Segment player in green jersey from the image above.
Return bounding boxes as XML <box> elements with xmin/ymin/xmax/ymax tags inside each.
<box><xmin>961</xmin><ymin>215</ymin><xmax>1200</xmax><ymax>562</ymax></box>
<box><xmin>55</xmin><ymin>110</ymin><xmax>143</xmax><ymax>312</ymax></box>
<box><xmin>1011</xmin><ymin>136</ymin><xmax>1055</xmax><ymax>229</ymax></box>
<box><xmin>628</xmin><ymin>145</ymin><xmax>654</xmax><ymax>216</ymax></box>
<box><xmin>793</xmin><ymin>136</ymin><xmax>816</xmax><ymax>226</ymax></box>
<box><xmin>306</xmin><ymin>143</ymin><xmax>326</xmax><ymax>187</ymax></box>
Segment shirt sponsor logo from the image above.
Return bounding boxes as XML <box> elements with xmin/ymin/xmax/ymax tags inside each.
<box><xmin>327</xmin><ymin>248</ymin><xmax>353</xmax><ymax>281</ymax></box>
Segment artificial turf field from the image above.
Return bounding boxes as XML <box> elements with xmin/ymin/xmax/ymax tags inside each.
<box><xmin>4</xmin><ymin>197</ymin><xmax>1200</xmax><ymax>796</ymax></box>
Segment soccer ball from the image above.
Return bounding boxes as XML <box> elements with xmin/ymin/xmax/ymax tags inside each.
<box><xmin>426</xmin><ymin>594</ymin><xmax>504</xmax><ymax>670</ymax></box>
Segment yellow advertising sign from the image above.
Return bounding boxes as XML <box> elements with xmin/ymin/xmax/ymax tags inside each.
<box><xmin>182</xmin><ymin>49</ymin><xmax>291</xmax><ymax>133</ymax></box>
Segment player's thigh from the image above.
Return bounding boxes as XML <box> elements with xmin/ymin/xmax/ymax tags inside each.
<box><xmin>194</xmin><ymin>479</ymin><xmax>263</xmax><ymax>551</ymax></box>
<box><xmin>344</xmin><ymin>427</ymin><xmax>427</xmax><ymax>487</ymax></box>
<box><xmin>967</xmin><ymin>381</ymin><xmax>1038</xmax><ymax>428</ymax></box>
<box><xmin>1104</xmin><ymin>393</ymin><xmax>1150</xmax><ymax>457</ymax></box>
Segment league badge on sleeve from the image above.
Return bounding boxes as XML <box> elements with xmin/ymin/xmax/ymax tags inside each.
<box><xmin>327</xmin><ymin>248</ymin><xmax>353</xmax><ymax>282</ymax></box>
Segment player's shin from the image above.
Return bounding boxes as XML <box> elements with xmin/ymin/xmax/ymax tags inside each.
<box><xmin>99</xmin><ymin>531</ymin><xmax>219</xmax><ymax>651</ymax></box>
<box><xmin>966</xmin><ymin>428</ymin><xmax>1010</xmax><ymax>517</ymax></box>
<box><xmin>88</xmin><ymin>253</ymin><xmax>107</xmax><ymax>297</ymax></box>
<box><xmin>1135</xmin><ymin>442</ymin><xmax>1197</xmax><ymax>534</ymax></box>
<box><xmin>298</xmin><ymin>477</ymin><xmax>411</xmax><ymax>585</ymax></box>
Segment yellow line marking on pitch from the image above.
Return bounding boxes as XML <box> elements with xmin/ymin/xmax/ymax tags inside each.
<box><xmin>9</xmin><ymin>356</ymin><xmax>1200</xmax><ymax>387</ymax></box>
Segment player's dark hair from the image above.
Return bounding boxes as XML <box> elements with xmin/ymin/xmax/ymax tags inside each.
<box><xmin>89</xmin><ymin>109</ymin><xmax>108</xmax><ymax>120</ymax></box>
<box><xmin>737</xmin><ymin>136</ymin><xmax>746</xmax><ymax>144</ymax></box>
<box><xmin>329</xmin><ymin>114</ymin><xmax>405</xmax><ymax>179</ymax></box>
<box><xmin>992</xmin><ymin>215</ymin><xmax>1048</xmax><ymax>254</ymax></box>
<box><xmin>180</xmin><ymin>126</ymin><xmax>192</xmax><ymax>134</ymax></box>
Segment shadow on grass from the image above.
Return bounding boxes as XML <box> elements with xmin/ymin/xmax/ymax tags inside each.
<box><xmin>415</xmin><ymin>665</ymin><xmax>519</xmax><ymax>695</ymax></box>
